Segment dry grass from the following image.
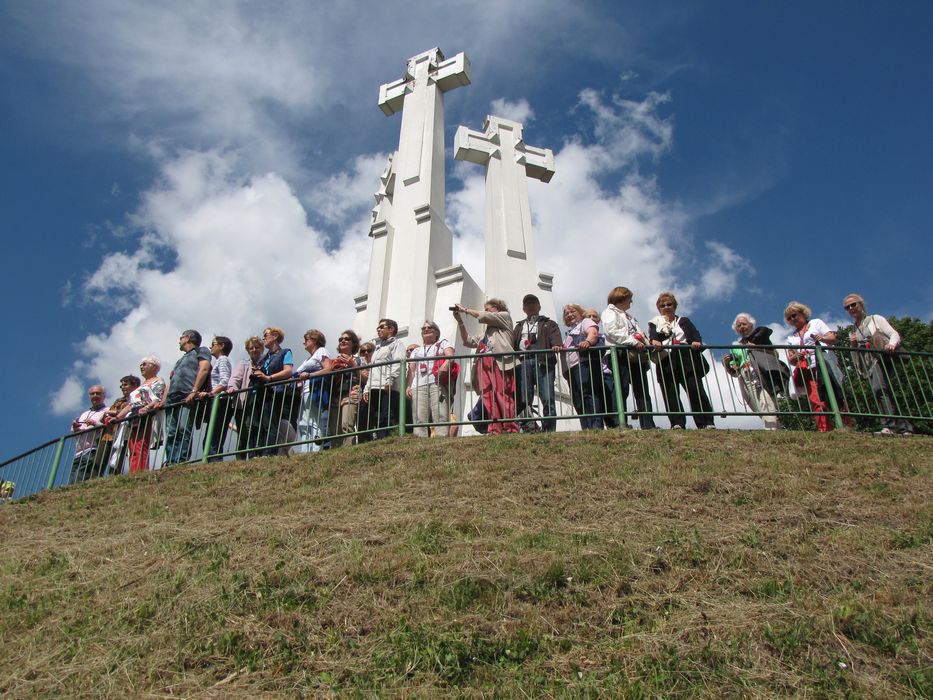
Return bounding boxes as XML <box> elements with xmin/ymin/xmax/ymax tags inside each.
<box><xmin>0</xmin><ymin>430</ymin><xmax>930</xmax><ymax>697</ymax></box>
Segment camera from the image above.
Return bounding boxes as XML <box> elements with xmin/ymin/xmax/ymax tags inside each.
<box><xmin>449</xmin><ymin>305</ymin><xmax>460</xmax><ymax>312</ymax></box>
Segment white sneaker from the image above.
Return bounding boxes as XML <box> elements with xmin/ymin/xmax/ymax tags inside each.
<box><xmin>874</xmin><ymin>428</ymin><xmax>896</xmax><ymax>436</ymax></box>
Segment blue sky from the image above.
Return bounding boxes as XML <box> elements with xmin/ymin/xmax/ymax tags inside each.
<box><xmin>1</xmin><ymin>1</ymin><xmax>931</xmax><ymax>457</ymax></box>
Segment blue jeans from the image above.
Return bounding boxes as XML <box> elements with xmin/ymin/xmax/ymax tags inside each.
<box><xmin>565</xmin><ymin>361</ymin><xmax>601</xmax><ymax>430</ymax></box>
<box><xmin>164</xmin><ymin>399</ymin><xmax>194</xmax><ymax>465</ymax></box>
<box><xmin>518</xmin><ymin>361</ymin><xmax>557</xmax><ymax>431</ymax></box>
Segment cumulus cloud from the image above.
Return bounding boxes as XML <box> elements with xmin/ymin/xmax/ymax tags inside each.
<box><xmin>489</xmin><ymin>98</ymin><xmax>535</xmax><ymax>124</ymax></box>
<box><xmin>50</xmin><ymin>147</ymin><xmax>377</xmax><ymax>415</ymax></box>
<box><xmin>450</xmin><ymin>88</ymin><xmax>748</xmax><ymax>323</ymax></box>
<box><xmin>50</xmin><ymin>376</ymin><xmax>85</xmax><ymax>416</ymax></box>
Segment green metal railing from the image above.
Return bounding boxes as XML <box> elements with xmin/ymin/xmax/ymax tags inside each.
<box><xmin>1</xmin><ymin>344</ymin><xmax>929</xmax><ymax>502</ymax></box>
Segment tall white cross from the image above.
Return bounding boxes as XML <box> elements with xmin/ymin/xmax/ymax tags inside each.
<box><xmin>454</xmin><ymin>115</ymin><xmax>557</xmax><ymax>318</ymax></box>
<box><xmin>354</xmin><ymin>48</ymin><xmax>482</xmax><ymax>344</ymax></box>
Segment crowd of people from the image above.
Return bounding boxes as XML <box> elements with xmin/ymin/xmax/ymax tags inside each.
<box><xmin>66</xmin><ymin>288</ymin><xmax>915</xmax><ymax>479</ymax></box>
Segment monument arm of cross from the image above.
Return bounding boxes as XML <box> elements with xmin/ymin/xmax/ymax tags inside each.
<box><xmin>378</xmin><ymin>49</ymin><xmax>471</xmax><ymax>116</ymax></box>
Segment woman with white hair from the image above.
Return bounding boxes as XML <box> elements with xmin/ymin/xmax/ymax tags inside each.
<box><xmin>784</xmin><ymin>301</ymin><xmax>849</xmax><ymax>432</ymax></box>
<box><xmin>723</xmin><ymin>313</ymin><xmax>790</xmax><ymax>430</ymax></box>
<box><xmin>118</xmin><ymin>355</ymin><xmax>165</xmax><ymax>472</ymax></box>
<box><xmin>843</xmin><ymin>293</ymin><xmax>914</xmax><ymax>436</ymax></box>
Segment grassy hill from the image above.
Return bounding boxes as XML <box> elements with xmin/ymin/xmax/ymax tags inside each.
<box><xmin>1</xmin><ymin>430</ymin><xmax>930</xmax><ymax>697</ymax></box>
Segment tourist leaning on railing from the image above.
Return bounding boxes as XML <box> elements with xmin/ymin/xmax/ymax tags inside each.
<box><xmin>153</xmin><ymin>330</ymin><xmax>212</xmax><ymax>465</ymax></box>
<box><xmin>649</xmin><ymin>292</ymin><xmax>715</xmax><ymax>430</ymax></box>
<box><xmin>69</xmin><ymin>384</ymin><xmax>108</xmax><ymax>484</ymax></box>
<box><xmin>454</xmin><ymin>299</ymin><xmax>519</xmax><ymax>435</ymax></box>
<box><xmin>407</xmin><ymin>320</ymin><xmax>455</xmax><ymax>438</ymax></box>
<box><xmin>843</xmin><ymin>293</ymin><xmax>914</xmax><ymax>436</ymax></box>
<box><xmin>723</xmin><ymin>313</ymin><xmax>790</xmax><ymax>431</ymax></box>
<box><xmin>204</xmin><ymin>336</ymin><xmax>233</xmax><ymax>462</ymax></box>
<box><xmin>227</xmin><ymin>336</ymin><xmax>264</xmax><ymax>459</ymax></box>
<box><xmin>512</xmin><ymin>293</ymin><xmax>562</xmax><ymax>433</ymax></box>
<box><xmin>250</xmin><ymin>327</ymin><xmax>296</xmax><ymax>458</ymax></box>
<box><xmin>354</xmin><ymin>341</ymin><xmax>376</xmax><ymax>443</ymax></box>
<box><xmin>557</xmin><ymin>304</ymin><xmax>601</xmax><ymax>431</ymax></box>
<box><xmin>784</xmin><ymin>302</ymin><xmax>850</xmax><ymax>433</ymax></box>
<box><xmin>103</xmin><ymin>375</ymin><xmax>140</xmax><ymax>474</ymax></box>
<box><xmin>585</xmin><ymin>307</ymin><xmax>621</xmax><ymax>430</ymax></box>
<box><xmin>328</xmin><ymin>330</ymin><xmax>363</xmax><ymax>448</ymax></box>
<box><xmin>115</xmin><ymin>356</ymin><xmax>165</xmax><ymax>473</ymax></box>
<box><xmin>294</xmin><ymin>329</ymin><xmax>333</xmax><ymax>453</ymax></box>
<box><xmin>362</xmin><ymin>319</ymin><xmax>406</xmax><ymax>441</ymax></box>
<box><xmin>601</xmin><ymin>286</ymin><xmax>657</xmax><ymax>430</ymax></box>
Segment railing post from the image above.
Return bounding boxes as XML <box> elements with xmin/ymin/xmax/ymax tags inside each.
<box><xmin>608</xmin><ymin>347</ymin><xmax>627</xmax><ymax>428</ymax></box>
<box><xmin>201</xmin><ymin>394</ymin><xmax>223</xmax><ymax>464</ymax></box>
<box><xmin>46</xmin><ymin>436</ymin><xmax>67</xmax><ymax>490</ymax></box>
<box><xmin>814</xmin><ymin>345</ymin><xmax>845</xmax><ymax>430</ymax></box>
<box><xmin>398</xmin><ymin>358</ymin><xmax>408</xmax><ymax>437</ymax></box>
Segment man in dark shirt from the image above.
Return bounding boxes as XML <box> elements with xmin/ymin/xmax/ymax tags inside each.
<box><xmin>156</xmin><ymin>330</ymin><xmax>212</xmax><ymax>465</ymax></box>
<box><xmin>512</xmin><ymin>294</ymin><xmax>562</xmax><ymax>432</ymax></box>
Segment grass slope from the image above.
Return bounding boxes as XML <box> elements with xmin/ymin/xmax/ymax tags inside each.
<box><xmin>1</xmin><ymin>431</ymin><xmax>931</xmax><ymax>698</ymax></box>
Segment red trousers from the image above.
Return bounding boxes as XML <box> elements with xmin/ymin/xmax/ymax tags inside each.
<box><xmin>127</xmin><ymin>428</ymin><xmax>151</xmax><ymax>473</ymax></box>
<box><xmin>475</xmin><ymin>356</ymin><xmax>518</xmax><ymax>434</ymax></box>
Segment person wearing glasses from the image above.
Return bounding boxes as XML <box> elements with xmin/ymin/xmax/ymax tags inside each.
<box><xmin>362</xmin><ymin>319</ymin><xmax>407</xmax><ymax>440</ymax></box>
<box><xmin>406</xmin><ymin>321</ymin><xmax>455</xmax><ymax>437</ymax></box>
<box><xmin>784</xmin><ymin>301</ymin><xmax>848</xmax><ymax>432</ymax></box>
<box><xmin>648</xmin><ymin>292</ymin><xmax>714</xmax><ymax>429</ymax></box>
<box><xmin>117</xmin><ymin>356</ymin><xmax>165</xmax><ymax>472</ymax></box>
<box><xmin>328</xmin><ymin>330</ymin><xmax>364</xmax><ymax>447</ymax></box>
<box><xmin>843</xmin><ymin>293</ymin><xmax>913</xmax><ymax>436</ymax></box>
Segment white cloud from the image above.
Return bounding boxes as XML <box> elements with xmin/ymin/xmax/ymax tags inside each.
<box><xmin>50</xmin><ymin>376</ymin><xmax>85</xmax><ymax>416</ymax></box>
<box><xmin>306</xmin><ymin>153</ymin><xmax>389</xmax><ymax>228</ymax></box>
<box><xmin>489</xmin><ymin>98</ymin><xmax>535</xmax><ymax>124</ymax></box>
<box><xmin>50</xmin><ymin>148</ymin><xmax>376</xmax><ymax>415</ymax></box>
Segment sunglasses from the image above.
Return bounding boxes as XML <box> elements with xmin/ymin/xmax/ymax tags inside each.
<box><xmin>844</xmin><ymin>302</ymin><xmax>860</xmax><ymax>310</ymax></box>
<box><xmin>338</xmin><ymin>336</ymin><xmax>352</xmax><ymax>342</ymax></box>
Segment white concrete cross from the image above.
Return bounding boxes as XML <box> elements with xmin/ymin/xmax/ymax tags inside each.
<box><xmin>454</xmin><ymin>115</ymin><xmax>557</xmax><ymax>318</ymax></box>
<box><xmin>354</xmin><ymin>48</ymin><xmax>483</xmax><ymax>346</ymax></box>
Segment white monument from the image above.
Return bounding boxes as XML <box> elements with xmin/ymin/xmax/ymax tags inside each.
<box><xmin>454</xmin><ymin>115</ymin><xmax>557</xmax><ymax>320</ymax></box>
<box><xmin>354</xmin><ymin>48</ymin><xmax>483</xmax><ymax>344</ymax></box>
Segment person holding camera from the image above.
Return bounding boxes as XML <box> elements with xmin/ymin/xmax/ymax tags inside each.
<box><xmin>454</xmin><ymin>300</ymin><xmax>518</xmax><ymax>434</ymax></box>
<box><xmin>511</xmin><ymin>294</ymin><xmax>562</xmax><ymax>432</ymax></box>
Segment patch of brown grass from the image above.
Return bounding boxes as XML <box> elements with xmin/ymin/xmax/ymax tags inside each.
<box><xmin>0</xmin><ymin>430</ymin><xmax>930</xmax><ymax>697</ymax></box>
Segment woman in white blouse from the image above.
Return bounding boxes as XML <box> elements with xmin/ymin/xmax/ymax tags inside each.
<box><xmin>601</xmin><ymin>286</ymin><xmax>657</xmax><ymax>430</ymax></box>
<box><xmin>784</xmin><ymin>301</ymin><xmax>849</xmax><ymax>432</ymax></box>
<box><xmin>294</xmin><ymin>329</ymin><xmax>334</xmax><ymax>452</ymax></box>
